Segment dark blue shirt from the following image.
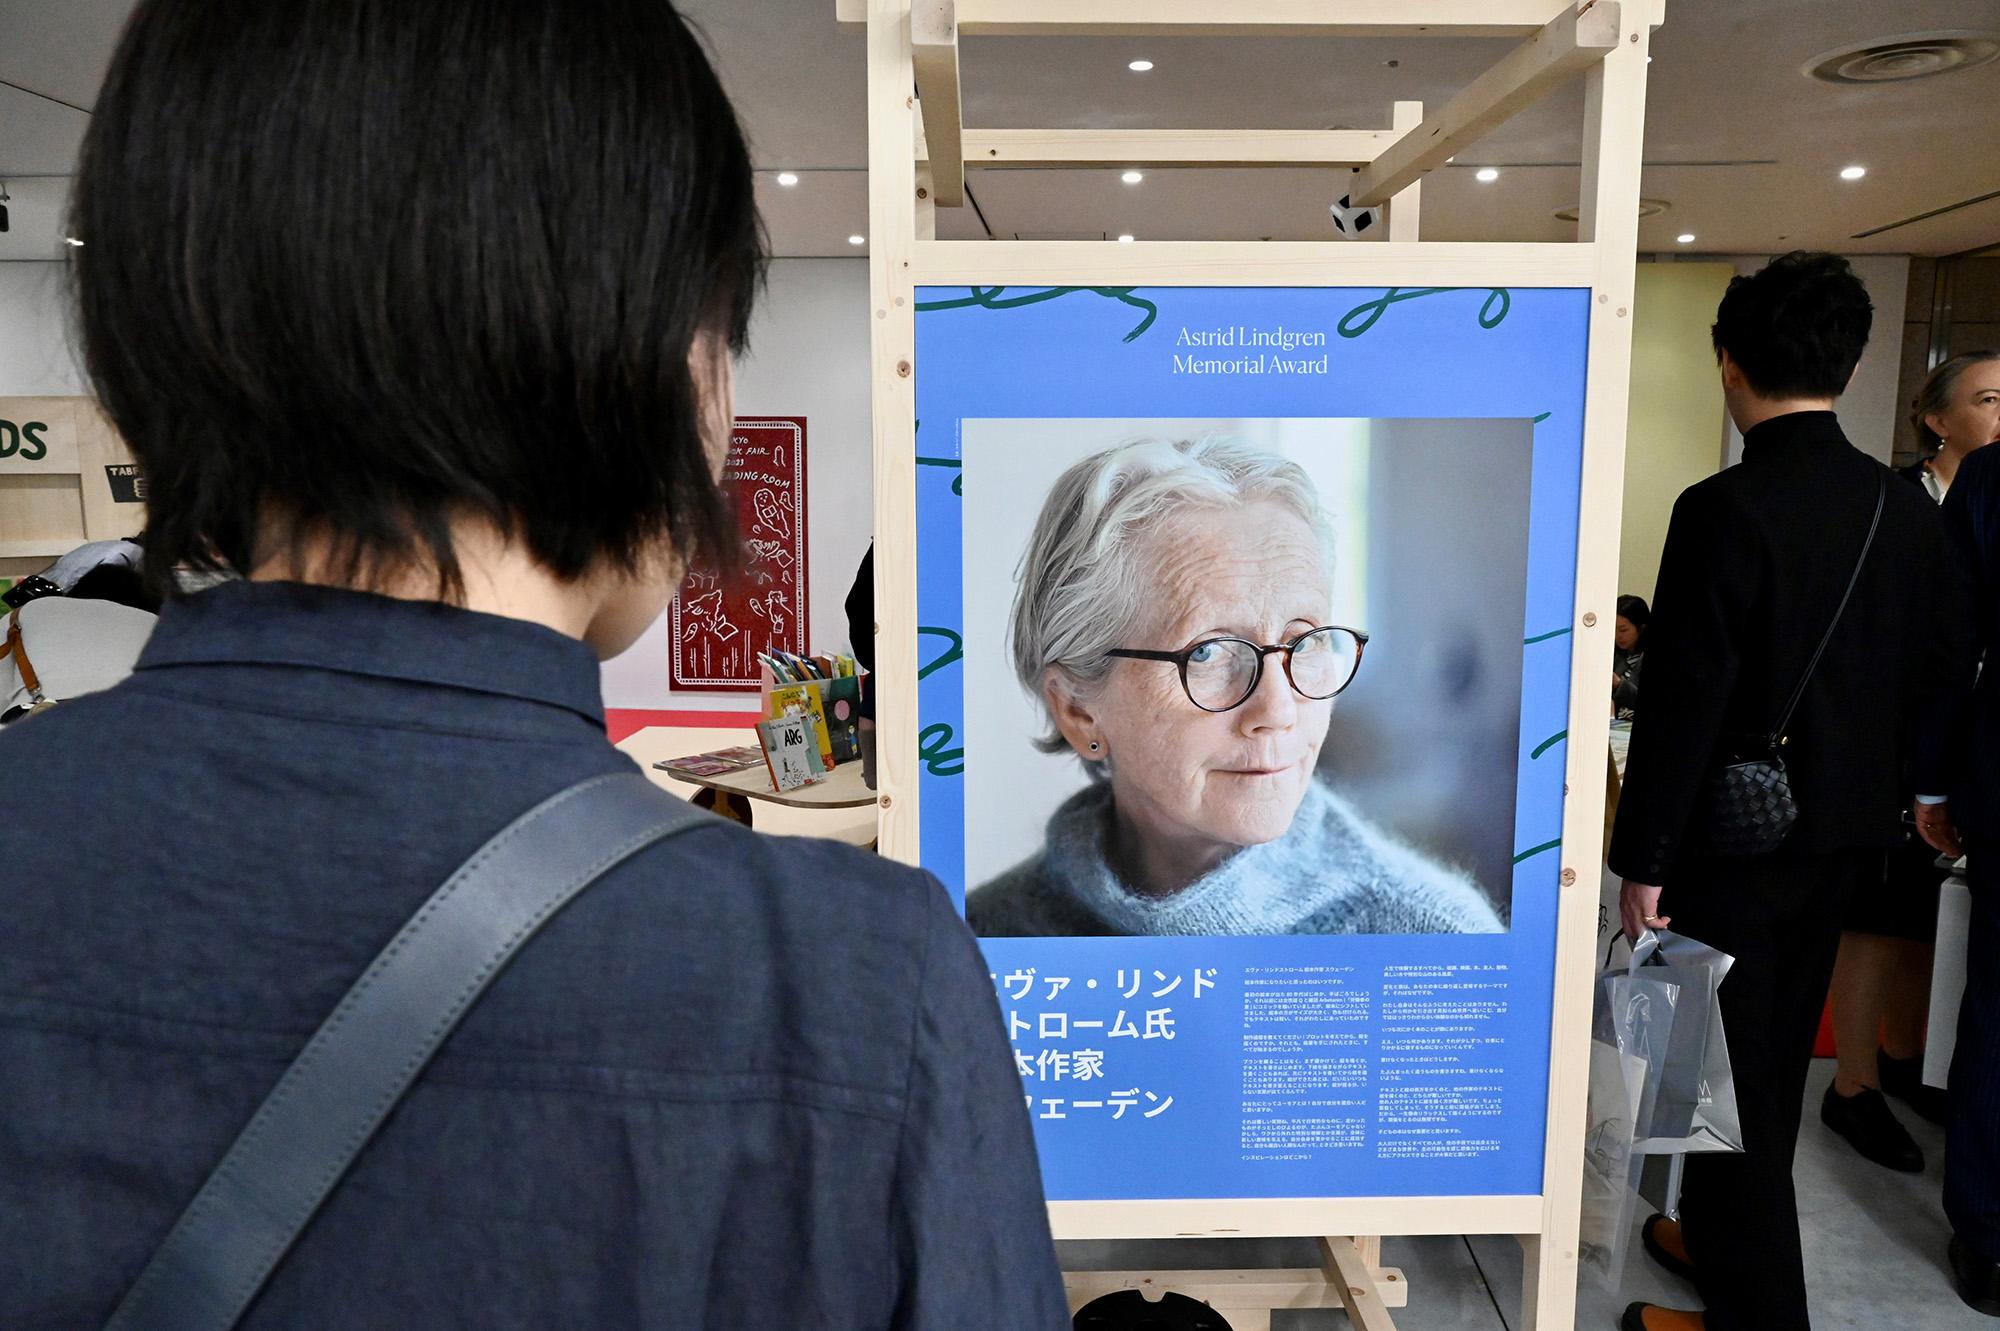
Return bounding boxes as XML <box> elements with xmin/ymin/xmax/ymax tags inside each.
<box><xmin>0</xmin><ymin>580</ymin><xmax>1065</xmax><ymax>1329</ymax></box>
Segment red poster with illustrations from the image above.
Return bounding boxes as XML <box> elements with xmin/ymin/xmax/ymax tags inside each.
<box><xmin>669</xmin><ymin>418</ymin><xmax>808</xmax><ymax>691</ymax></box>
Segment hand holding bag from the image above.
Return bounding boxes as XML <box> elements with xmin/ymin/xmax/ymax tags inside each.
<box><xmin>1694</xmin><ymin>470</ymin><xmax>1885</xmax><ymax>857</ymax></box>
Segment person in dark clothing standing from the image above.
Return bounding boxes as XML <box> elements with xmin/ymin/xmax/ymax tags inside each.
<box><xmin>1911</xmin><ymin>437</ymin><xmax>2000</xmax><ymax>1317</ymax></box>
<box><xmin>1822</xmin><ymin>355</ymin><xmax>2000</xmax><ymax>1175</ymax></box>
<box><xmin>1610</xmin><ymin>253</ymin><xmax>1951</xmax><ymax>1331</ymax></box>
<box><xmin>0</xmin><ymin>3</ymin><xmax>1066</xmax><ymax>1327</ymax></box>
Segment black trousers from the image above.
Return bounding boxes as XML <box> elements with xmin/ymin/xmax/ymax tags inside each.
<box><xmin>1663</xmin><ymin>848</ymin><xmax>1864</xmax><ymax>1331</ymax></box>
<box><xmin>1948</xmin><ymin>852</ymin><xmax>2000</xmax><ymax>1263</ymax></box>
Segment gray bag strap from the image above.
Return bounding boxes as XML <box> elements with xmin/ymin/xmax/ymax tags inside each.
<box><xmin>104</xmin><ymin>771</ymin><xmax>713</xmax><ymax>1331</ymax></box>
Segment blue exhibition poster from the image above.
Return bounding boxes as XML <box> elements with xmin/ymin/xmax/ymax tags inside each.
<box><xmin>913</xmin><ymin>284</ymin><xmax>1591</xmax><ymax>1201</ymax></box>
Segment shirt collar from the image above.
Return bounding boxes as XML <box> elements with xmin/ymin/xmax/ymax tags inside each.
<box><xmin>136</xmin><ymin>580</ymin><xmax>606</xmax><ymax>725</ymax></box>
<box><xmin>1741</xmin><ymin>409</ymin><xmax>1846</xmax><ymax>454</ymax></box>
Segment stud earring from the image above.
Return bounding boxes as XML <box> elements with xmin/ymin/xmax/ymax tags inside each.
<box><xmin>1088</xmin><ymin>741</ymin><xmax>1101</xmax><ymax>752</ymax></box>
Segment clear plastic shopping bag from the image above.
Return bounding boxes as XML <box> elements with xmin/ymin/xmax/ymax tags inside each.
<box><xmin>1579</xmin><ymin>1034</ymin><xmax>1650</xmax><ymax>1288</ymax></box>
<box><xmin>1630</xmin><ymin>929</ymin><xmax>1741</xmax><ymax>1154</ymax></box>
<box><xmin>1583</xmin><ymin>938</ymin><xmax>1683</xmax><ymax>1288</ymax></box>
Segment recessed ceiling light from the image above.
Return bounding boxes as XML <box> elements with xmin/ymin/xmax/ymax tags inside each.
<box><xmin>1475</xmin><ymin>167</ymin><xmax>1500</xmax><ymax>183</ymax></box>
<box><xmin>1840</xmin><ymin>164</ymin><xmax>1867</xmax><ymax>180</ymax></box>
<box><xmin>847</xmin><ymin>234</ymin><xmax>865</xmax><ymax>246</ymax></box>
<box><xmin>1121</xmin><ymin>170</ymin><xmax>1144</xmax><ymax>185</ymax></box>
<box><xmin>63</xmin><ymin>236</ymin><xmax>85</xmax><ymax>247</ymax></box>
<box><xmin>776</xmin><ymin>172</ymin><xmax>799</xmax><ymax>187</ymax></box>
<box><xmin>1676</xmin><ymin>233</ymin><xmax>1695</xmax><ymax>244</ymax></box>
<box><xmin>1117</xmin><ymin>234</ymin><xmax>1135</xmax><ymax>243</ymax></box>
<box><xmin>1127</xmin><ymin>59</ymin><xmax>1153</xmax><ymax>72</ymax></box>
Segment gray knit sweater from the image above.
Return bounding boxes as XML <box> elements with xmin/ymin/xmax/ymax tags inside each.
<box><xmin>967</xmin><ymin>779</ymin><xmax>1505</xmax><ymax>937</ymax></box>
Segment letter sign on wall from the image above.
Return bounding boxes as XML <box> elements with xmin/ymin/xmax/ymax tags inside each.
<box><xmin>0</xmin><ymin>412</ymin><xmax>82</xmax><ymax>474</ymax></box>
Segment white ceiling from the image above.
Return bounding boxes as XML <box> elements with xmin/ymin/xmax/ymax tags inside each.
<box><xmin>3</xmin><ymin>0</ymin><xmax>1999</xmax><ymax>262</ymax></box>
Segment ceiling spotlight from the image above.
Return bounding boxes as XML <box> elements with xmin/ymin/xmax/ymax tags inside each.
<box><xmin>847</xmin><ymin>234</ymin><xmax>865</xmax><ymax>246</ymax></box>
<box><xmin>1840</xmin><ymin>164</ymin><xmax>1867</xmax><ymax>180</ymax></box>
<box><xmin>1127</xmin><ymin>59</ymin><xmax>1153</xmax><ymax>72</ymax></box>
<box><xmin>1676</xmin><ymin>233</ymin><xmax>1695</xmax><ymax>244</ymax></box>
<box><xmin>1121</xmin><ymin>170</ymin><xmax>1144</xmax><ymax>185</ymax></box>
<box><xmin>1117</xmin><ymin>233</ymin><xmax>1135</xmax><ymax>243</ymax></box>
<box><xmin>1475</xmin><ymin>167</ymin><xmax>1500</xmax><ymax>183</ymax></box>
<box><xmin>63</xmin><ymin>236</ymin><xmax>85</xmax><ymax>247</ymax></box>
<box><xmin>776</xmin><ymin>172</ymin><xmax>800</xmax><ymax>187</ymax></box>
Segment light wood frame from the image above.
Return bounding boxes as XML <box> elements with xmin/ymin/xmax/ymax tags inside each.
<box><xmin>854</xmin><ymin>2</ymin><xmax>1657</xmax><ymax>1326</ymax></box>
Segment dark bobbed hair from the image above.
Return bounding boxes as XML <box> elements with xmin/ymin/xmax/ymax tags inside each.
<box><xmin>71</xmin><ymin>0</ymin><xmax>765</xmax><ymax>598</ymax></box>
<box><xmin>1710</xmin><ymin>251</ymin><xmax>1872</xmax><ymax>401</ymax></box>
<box><xmin>1912</xmin><ymin>351</ymin><xmax>2000</xmax><ymax>452</ymax></box>
<box><xmin>1615</xmin><ymin>594</ymin><xmax>1649</xmax><ymax>630</ymax></box>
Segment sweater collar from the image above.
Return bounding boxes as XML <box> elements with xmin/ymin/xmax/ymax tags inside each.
<box><xmin>1042</xmin><ymin>780</ymin><xmax>1352</xmax><ymax>935</ymax></box>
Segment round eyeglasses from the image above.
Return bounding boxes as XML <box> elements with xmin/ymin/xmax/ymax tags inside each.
<box><xmin>1106</xmin><ymin>625</ymin><xmax>1369</xmax><ymax>714</ymax></box>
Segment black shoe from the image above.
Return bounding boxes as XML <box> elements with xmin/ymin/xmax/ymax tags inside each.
<box><xmin>1880</xmin><ymin>1048</ymin><xmax>1949</xmax><ymax>1126</ymax></box>
<box><xmin>1642</xmin><ymin>1214</ymin><xmax>1697</xmax><ymax>1283</ymax></box>
<box><xmin>1949</xmin><ymin>1235</ymin><xmax>2000</xmax><ymax>1316</ymax></box>
<box><xmin>1821</xmin><ymin>1084</ymin><xmax>1924</xmax><ymax>1172</ymax></box>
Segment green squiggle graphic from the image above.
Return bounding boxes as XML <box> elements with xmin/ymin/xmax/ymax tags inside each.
<box><xmin>915</xmin><ymin>456</ymin><xmax>963</xmax><ymax>496</ymax></box>
<box><xmin>917</xmin><ymin>626</ymin><xmax>963</xmax><ymax>681</ymax></box>
<box><xmin>1337</xmin><ymin>287</ymin><xmax>1511</xmax><ymax>338</ymax></box>
<box><xmin>914</xmin><ymin>285</ymin><xmax>1160</xmax><ymax>342</ymax></box>
<box><xmin>1532</xmin><ymin>411</ymin><xmax>1553</xmax><ymax>423</ymax></box>
<box><xmin>1531</xmin><ymin>730</ymin><xmax>1568</xmax><ymax>759</ymax></box>
<box><xmin>919</xmin><ymin>722</ymin><xmax>965</xmax><ymax>777</ymax></box>
<box><xmin>1512</xmin><ymin>837</ymin><xmax>1562</xmax><ymax>865</ymax></box>
<box><xmin>1523</xmin><ymin>626</ymin><xmax>1572</xmax><ymax>645</ymax></box>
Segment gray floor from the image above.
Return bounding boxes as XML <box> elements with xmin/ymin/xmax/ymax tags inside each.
<box><xmin>1060</xmin><ymin>1061</ymin><xmax>1990</xmax><ymax>1329</ymax></box>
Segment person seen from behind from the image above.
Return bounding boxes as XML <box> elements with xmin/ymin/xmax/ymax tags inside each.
<box><xmin>1820</xmin><ymin>351</ymin><xmax>2000</xmax><ymax>1178</ymax></box>
<box><xmin>1910</xmin><ymin>366</ymin><xmax>2000</xmax><ymax>1317</ymax></box>
<box><xmin>0</xmin><ymin>1</ymin><xmax>1065</xmax><ymax>1326</ymax></box>
<box><xmin>1608</xmin><ymin>253</ymin><xmax>1952</xmax><ymax>1331</ymax></box>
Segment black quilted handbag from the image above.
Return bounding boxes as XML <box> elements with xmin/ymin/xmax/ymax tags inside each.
<box><xmin>1692</xmin><ymin>470</ymin><xmax>1884</xmax><ymax>858</ymax></box>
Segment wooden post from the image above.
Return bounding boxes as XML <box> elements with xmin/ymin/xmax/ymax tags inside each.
<box><xmin>866</xmin><ymin>0</ymin><xmax>922</xmax><ymax>865</ymax></box>
<box><xmin>1521</xmin><ymin>0</ymin><xmax>1653</xmax><ymax>1326</ymax></box>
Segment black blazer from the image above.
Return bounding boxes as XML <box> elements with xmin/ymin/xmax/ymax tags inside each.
<box><xmin>1914</xmin><ymin>443</ymin><xmax>2000</xmax><ymax>837</ymax></box>
<box><xmin>1609</xmin><ymin>411</ymin><xmax>1952</xmax><ymax>884</ymax></box>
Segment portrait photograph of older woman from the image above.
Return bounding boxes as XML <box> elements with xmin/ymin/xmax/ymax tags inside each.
<box><xmin>960</xmin><ymin>419</ymin><xmax>1533</xmax><ymax>938</ymax></box>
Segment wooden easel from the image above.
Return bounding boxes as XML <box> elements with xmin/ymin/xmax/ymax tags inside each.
<box><xmin>846</xmin><ymin>3</ymin><xmax>1660</xmax><ymax>1325</ymax></box>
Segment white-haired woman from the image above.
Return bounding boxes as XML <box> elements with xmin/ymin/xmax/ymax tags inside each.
<box><xmin>967</xmin><ymin>437</ymin><xmax>1504</xmax><ymax>937</ymax></box>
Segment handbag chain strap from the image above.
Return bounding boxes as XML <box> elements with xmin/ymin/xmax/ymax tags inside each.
<box><xmin>1767</xmin><ymin>469</ymin><xmax>1887</xmax><ymax>747</ymax></box>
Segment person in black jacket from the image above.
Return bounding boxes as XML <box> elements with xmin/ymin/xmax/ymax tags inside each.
<box><xmin>1911</xmin><ymin>437</ymin><xmax>2000</xmax><ymax>1317</ymax></box>
<box><xmin>1610</xmin><ymin>254</ymin><xmax>1952</xmax><ymax>1331</ymax></box>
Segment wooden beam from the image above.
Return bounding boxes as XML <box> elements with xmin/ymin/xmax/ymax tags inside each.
<box><xmin>1063</xmin><ymin>1266</ymin><xmax>1409</xmax><ymax>1312</ymax></box>
<box><xmin>840</xmin><ymin>0</ymin><xmax>1571</xmax><ymax>37</ymax></box>
<box><xmin>1349</xmin><ymin>1</ymin><xmax>1620</xmax><ymax>207</ymax></box>
<box><xmin>913</xmin><ymin>239</ymin><xmax>1598</xmax><ymax>290</ymax></box>
<box><xmin>912</xmin><ymin>1</ymin><xmax>965</xmax><ymax>206</ymax></box>
<box><xmin>918</xmin><ymin>127</ymin><xmax>1394</xmax><ymax>168</ymax></box>
<box><xmin>1386</xmin><ymin>101</ymin><xmax>1423</xmax><ymax>241</ymax></box>
<box><xmin>1321</xmin><ymin>1238</ymin><xmax>1399</xmax><ymax>1331</ymax></box>
<box><xmin>1048</xmin><ymin>1192</ymin><xmax>1546</xmax><ymax>1241</ymax></box>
